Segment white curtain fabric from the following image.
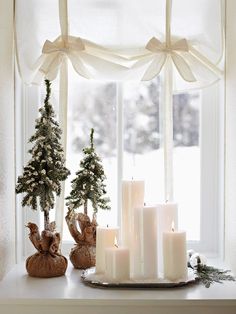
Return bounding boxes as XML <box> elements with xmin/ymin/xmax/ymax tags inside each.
<box><xmin>0</xmin><ymin>0</ymin><xmax>15</xmax><ymax>279</ymax></box>
<box><xmin>15</xmin><ymin>0</ymin><xmax>224</xmax><ymax>234</ymax></box>
<box><xmin>15</xmin><ymin>0</ymin><xmax>224</xmax><ymax>90</ymax></box>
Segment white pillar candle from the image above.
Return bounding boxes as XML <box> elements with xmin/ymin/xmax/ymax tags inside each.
<box><xmin>156</xmin><ymin>202</ymin><xmax>178</xmax><ymax>275</ymax></box>
<box><xmin>163</xmin><ymin>228</ymin><xmax>187</xmax><ymax>281</ymax></box>
<box><xmin>133</xmin><ymin>205</ymin><xmax>158</xmax><ymax>279</ymax></box>
<box><xmin>122</xmin><ymin>180</ymin><xmax>145</xmax><ymax>247</ymax></box>
<box><xmin>96</xmin><ymin>226</ymin><xmax>119</xmax><ymax>274</ymax></box>
<box><xmin>122</xmin><ymin>180</ymin><xmax>145</xmax><ymax>276</ymax></box>
<box><xmin>105</xmin><ymin>245</ymin><xmax>130</xmax><ymax>281</ymax></box>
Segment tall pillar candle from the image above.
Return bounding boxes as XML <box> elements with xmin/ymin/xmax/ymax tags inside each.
<box><xmin>133</xmin><ymin>205</ymin><xmax>158</xmax><ymax>279</ymax></box>
<box><xmin>163</xmin><ymin>228</ymin><xmax>187</xmax><ymax>281</ymax></box>
<box><xmin>96</xmin><ymin>226</ymin><xmax>119</xmax><ymax>274</ymax></box>
<box><xmin>156</xmin><ymin>202</ymin><xmax>178</xmax><ymax>276</ymax></box>
<box><xmin>122</xmin><ymin>180</ymin><xmax>145</xmax><ymax>247</ymax></box>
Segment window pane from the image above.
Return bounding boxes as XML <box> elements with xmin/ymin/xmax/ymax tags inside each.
<box><xmin>173</xmin><ymin>91</ymin><xmax>200</xmax><ymax>241</ymax></box>
<box><xmin>64</xmin><ymin>76</ymin><xmax>117</xmax><ymax>240</ymax></box>
<box><xmin>123</xmin><ymin>79</ymin><xmax>200</xmax><ymax>241</ymax></box>
<box><xmin>123</xmin><ymin>78</ymin><xmax>164</xmax><ymax>203</ymax></box>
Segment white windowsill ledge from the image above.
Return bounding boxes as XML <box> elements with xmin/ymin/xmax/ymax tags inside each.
<box><xmin>0</xmin><ymin>261</ymin><xmax>236</xmax><ymax>314</ymax></box>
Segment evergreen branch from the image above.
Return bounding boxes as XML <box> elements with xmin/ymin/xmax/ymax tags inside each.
<box><xmin>195</xmin><ymin>265</ymin><xmax>235</xmax><ymax>288</ymax></box>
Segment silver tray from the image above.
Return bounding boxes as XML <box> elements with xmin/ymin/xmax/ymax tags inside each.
<box><xmin>81</xmin><ymin>267</ymin><xmax>197</xmax><ymax>288</ymax></box>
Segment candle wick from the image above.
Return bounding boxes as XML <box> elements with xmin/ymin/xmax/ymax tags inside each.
<box><xmin>115</xmin><ymin>244</ymin><xmax>118</xmax><ymax>248</ymax></box>
<box><xmin>144</xmin><ymin>202</ymin><xmax>146</xmax><ymax>206</ymax></box>
<box><xmin>107</xmin><ymin>224</ymin><xmax>109</xmax><ymax>228</ymax></box>
<box><xmin>165</xmin><ymin>199</ymin><xmax>168</xmax><ymax>203</ymax></box>
<box><xmin>132</xmin><ymin>176</ymin><xmax>133</xmax><ymax>180</ymax></box>
<box><xmin>171</xmin><ymin>221</ymin><xmax>175</xmax><ymax>232</ymax></box>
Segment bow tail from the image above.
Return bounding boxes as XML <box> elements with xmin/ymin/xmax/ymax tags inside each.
<box><xmin>171</xmin><ymin>52</ymin><xmax>196</xmax><ymax>82</ymax></box>
<box><xmin>141</xmin><ymin>53</ymin><xmax>167</xmax><ymax>81</ymax></box>
<box><xmin>40</xmin><ymin>53</ymin><xmax>64</xmax><ymax>81</ymax></box>
<box><xmin>67</xmin><ymin>52</ymin><xmax>92</xmax><ymax>80</ymax></box>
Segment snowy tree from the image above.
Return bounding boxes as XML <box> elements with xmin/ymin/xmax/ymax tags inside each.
<box><xmin>66</xmin><ymin>128</ymin><xmax>110</xmax><ymax>215</ymax></box>
<box><xmin>71</xmin><ymin>78</ymin><xmax>199</xmax><ymax>156</ymax></box>
<box><xmin>16</xmin><ymin>80</ymin><xmax>70</xmax><ymax>230</ymax></box>
<box><xmin>65</xmin><ymin>128</ymin><xmax>110</xmax><ymax>269</ymax></box>
<box><xmin>72</xmin><ymin>83</ymin><xmax>117</xmax><ymax>157</ymax></box>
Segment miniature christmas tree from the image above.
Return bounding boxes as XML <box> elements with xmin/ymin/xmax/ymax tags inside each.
<box><xmin>65</xmin><ymin>128</ymin><xmax>110</xmax><ymax>269</ymax></box>
<box><xmin>16</xmin><ymin>79</ymin><xmax>70</xmax><ymax>278</ymax></box>
<box><xmin>66</xmin><ymin>128</ymin><xmax>110</xmax><ymax>215</ymax></box>
<box><xmin>16</xmin><ymin>79</ymin><xmax>70</xmax><ymax>229</ymax></box>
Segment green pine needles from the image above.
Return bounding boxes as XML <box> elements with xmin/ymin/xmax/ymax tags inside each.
<box><xmin>66</xmin><ymin>128</ymin><xmax>111</xmax><ymax>215</ymax></box>
<box><xmin>16</xmin><ymin>80</ymin><xmax>70</xmax><ymax>230</ymax></box>
<box><xmin>195</xmin><ymin>264</ymin><xmax>235</xmax><ymax>288</ymax></box>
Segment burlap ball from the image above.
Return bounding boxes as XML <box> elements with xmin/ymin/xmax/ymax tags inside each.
<box><xmin>70</xmin><ymin>244</ymin><xmax>95</xmax><ymax>269</ymax></box>
<box><xmin>26</xmin><ymin>252</ymin><xmax>68</xmax><ymax>278</ymax></box>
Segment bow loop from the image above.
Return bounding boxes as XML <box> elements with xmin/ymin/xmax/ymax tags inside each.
<box><xmin>42</xmin><ymin>40</ymin><xmax>59</xmax><ymax>54</ymax></box>
<box><xmin>42</xmin><ymin>36</ymin><xmax>85</xmax><ymax>55</ymax></box>
<box><xmin>171</xmin><ymin>38</ymin><xmax>189</xmax><ymax>52</ymax></box>
<box><xmin>145</xmin><ymin>37</ymin><xmax>165</xmax><ymax>53</ymax></box>
<box><xmin>146</xmin><ymin>37</ymin><xmax>189</xmax><ymax>54</ymax></box>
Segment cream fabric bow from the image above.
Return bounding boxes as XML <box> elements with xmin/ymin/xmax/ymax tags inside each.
<box><xmin>143</xmin><ymin>37</ymin><xmax>196</xmax><ymax>82</ymax></box>
<box><xmin>33</xmin><ymin>35</ymin><xmax>92</xmax><ymax>82</ymax></box>
<box><xmin>33</xmin><ymin>35</ymin><xmax>129</xmax><ymax>83</ymax></box>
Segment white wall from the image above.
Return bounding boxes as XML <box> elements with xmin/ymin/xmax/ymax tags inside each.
<box><xmin>225</xmin><ymin>0</ymin><xmax>236</xmax><ymax>275</ymax></box>
<box><xmin>0</xmin><ymin>0</ymin><xmax>15</xmax><ymax>279</ymax></box>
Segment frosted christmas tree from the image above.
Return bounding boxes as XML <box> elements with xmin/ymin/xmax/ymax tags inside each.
<box><xmin>66</xmin><ymin>128</ymin><xmax>110</xmax><ymax>215</ymax></box>
<box><xmin>65</xmin><ymin>128</ymin><xmax>110</xmax><ymax>269</ymax></box>
<box><xmin>16</xmin><ymin>80</ymin><xmax>70</xmax><ymax>278</ymax></box>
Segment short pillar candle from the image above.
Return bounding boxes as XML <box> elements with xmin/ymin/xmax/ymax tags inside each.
<box><xmin>163</xmin><ymin>225</ymin><xmax>187</xmax><ymax>281</ymax></box>
<box><xmin>96</xmin><ymin>226</ymin><xmax>119</xmax><ymax>274</ymax></box>
<box><xmin>105</xmin><ymin>244</ymin><xmax>130</xmax><ymax>281</ymax></box>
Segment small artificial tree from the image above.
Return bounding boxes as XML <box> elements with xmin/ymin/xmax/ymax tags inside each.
<box><xmin>65</xmin><ymin>128</ymin><xmax>110</xmax><ymax>269</ymax></box>
<box><xmin>16</xmin><ymin>79</ymin><xmax>70</xmax><ymax>277</ymax></box>
<box><xmin>66</xmin><ymin>128</ymin><xmax>110</xmax><ymax>215</ymax></box>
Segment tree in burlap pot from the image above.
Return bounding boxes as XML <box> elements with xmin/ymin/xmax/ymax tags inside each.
<box><xmin>65</xmin><ymin>128</ymin><xmax>110</xmax><ymax>269</ymax></box>
<box><xmin>16</xmin><ymin>80</ymin><xmax>70</xmax><ymax>278</ymax></box>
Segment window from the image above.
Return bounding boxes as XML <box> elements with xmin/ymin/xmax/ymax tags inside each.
<box><xmin>15</xmin><ymin>1</ymin><xmax>224</xmax><ymax>259</ymax></box>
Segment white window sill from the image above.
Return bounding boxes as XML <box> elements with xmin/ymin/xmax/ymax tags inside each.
<box><xmin>0</xmin><ymin>260</ymin><xmax>235</xmax><ymax>314</ymax></box>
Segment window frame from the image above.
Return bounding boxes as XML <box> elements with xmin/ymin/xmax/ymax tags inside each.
<box><xmin>189</xmin><ymin>81</ymin><xmax>225</xmax><ymax>257</ymax></box>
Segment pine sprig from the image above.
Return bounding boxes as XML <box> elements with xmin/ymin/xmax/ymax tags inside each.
<box><xmin>195</xmin><ymin>265</ymin><xmax>235</xmax><ymax>288</ymax></box>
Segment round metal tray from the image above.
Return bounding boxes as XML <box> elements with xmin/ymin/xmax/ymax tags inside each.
<box><xmin>81</xmin><ymin>267</ymin><xmax>197</xmax><ymax>288</ymax></box>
